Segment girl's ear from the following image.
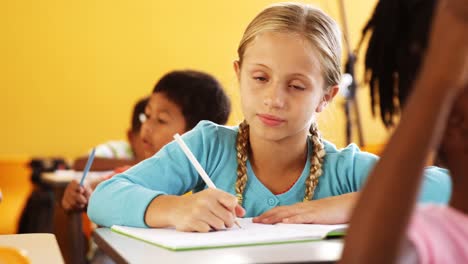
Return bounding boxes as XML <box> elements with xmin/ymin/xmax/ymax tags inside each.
<box><xmin>233</xmin><ymin>60</ymin><xmax>241</xmax><ymax>81</ymax></box>
<box><xmin>316</xmin><ymin>85</ymin><xmax>339</xmax><ymax>112</ymax></box>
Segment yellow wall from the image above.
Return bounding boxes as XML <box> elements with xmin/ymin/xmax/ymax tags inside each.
<box><xmin>0</xmin><ymin>0</ymin><xmax>387</xmax><ymax>160</ymax></box>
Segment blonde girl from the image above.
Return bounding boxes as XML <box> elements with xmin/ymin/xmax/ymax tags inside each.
<box><xmin>88</xmin><ymin>2</ymin><xmax>450</xmax><ymax>232</ymax></box>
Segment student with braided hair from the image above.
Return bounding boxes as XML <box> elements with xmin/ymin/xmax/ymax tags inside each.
<box><xmin>234</xmin><ymin>122</ymin><xmax>326</xmax><ymax>212</ymax></box>
<box><xmin>341</xmin><ymin>0</ymin><xmax>468</xmax><ymax>262</ymax></box>
<box><xmin>88</xmin><ymin>2</ymin><xmax>451</xmax><ymax>232</ymax></box>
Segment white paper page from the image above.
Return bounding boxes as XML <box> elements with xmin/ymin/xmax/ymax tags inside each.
<box><xmin>276</xmin><ymin>222</ymin><xmax>347</xmax><ymax>235</ymax></box>
<box><xmin>111</xmin><ymin>218</ymin><xmax>347</xmax><ymax>250</ymax></box>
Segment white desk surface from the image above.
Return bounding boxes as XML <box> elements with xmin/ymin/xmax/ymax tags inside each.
<box><xmin>42</xmin><ymin>170</ymin><xmax>112</xmax><ymax>184</ymax></box>
<box><xmin>0</xmin><ymin>233</ymin><xmax>64</xmax><ymax>264</ymax></box>
<box><xmin>94</xmin><ymin>228</ymin><xmax>343</xmax><ymax>264</ymax></box>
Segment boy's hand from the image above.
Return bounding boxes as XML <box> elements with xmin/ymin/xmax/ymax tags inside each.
<box><xmin>168</xmin><ymin>188</ymin><xmax>245</xmax><ymax>232</ymax></box>
<box><xmin>61</xmin><ymin>179</ymin><xmax>92</xmax><ymax>211</ymax></box>
<box><xmin>88</xmin><ymin>176</ymin><xmax>106</xmax><ymax>190</ymax></box>
<box><xmin>253</xmin><ymin>192</ymin><xmax>358</xmax><ymax>225</ymax></box>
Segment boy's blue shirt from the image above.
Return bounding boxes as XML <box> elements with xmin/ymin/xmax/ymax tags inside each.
<box><xmin>88</xmin><ymin>121</ymin><xmax>452</xmax><ymax>227</ymax></box>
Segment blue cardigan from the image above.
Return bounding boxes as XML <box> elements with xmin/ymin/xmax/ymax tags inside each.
<box><xmin>88</xmin><ymin>121</ymin><xmax>451</xmax><ymax>227</ymax></box>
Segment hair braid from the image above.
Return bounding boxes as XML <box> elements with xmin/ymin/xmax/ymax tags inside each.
<box><xmin>235</xmin><ymin>120</ymin><xmax>250</xmax><ymax>205</ymax></box>
<box><xmin>359</xmin><ymin>0</ymin><xmax>436</xmax><ymax>128</ymax></box>
<box><xmin>304</xmin><ymin>123</ymin><xmax>326</xmax><ymax>201</ymax></box>
<box><xmin>234</xmin><ymin>121</ymin><xmax>326</xmax><ymax>205</ymax></box>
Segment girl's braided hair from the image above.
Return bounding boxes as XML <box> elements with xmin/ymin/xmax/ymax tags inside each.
<box><xmin>235</xmin><ymin>121</ymin><xmax>326</xmax><ymax>205</ymax></box>
<box><xmin>233</xmin><ymin>3</ymin><xmax>341</xmax><ymax>204</ymax></box>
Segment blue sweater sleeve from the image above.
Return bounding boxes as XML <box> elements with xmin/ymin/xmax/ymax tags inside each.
<box><xmin>418</xmin><ymin>166</ymin><xmax>452</xmax><ymax>203</ymax></box>
<box><xmin>322</xmin><ymin>142</ymin><xmax>451</xmax><ymax>203</ymax></box>
<box><xmin>319</xmin><ymin>142</ymin><xmax>378</xmax><ymax>196</ymax></box>
<box><xmin>87</xmin><ymin>121</ymin><xmax>219</xmax><ymax>227</ymax></box>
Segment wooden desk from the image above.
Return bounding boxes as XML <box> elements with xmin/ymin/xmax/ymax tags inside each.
<box><xmin>93</xmin><ymin>228</ymin><xmax>343</xmax><ymax>264</ymax></box>
<box><xmin>0</xmin><ymin>233</ymin><xmax>64</xmax><ymax>263</ymax></box>
<box><xmin>41</xmin><ymin>170</ymin><xmax>111</xmax><ymax>264</ymax></box>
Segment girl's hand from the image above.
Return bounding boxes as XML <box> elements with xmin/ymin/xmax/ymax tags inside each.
<box><xmin>167</xmin><ymin>188</ymin><xmax>245</xmax><ymax>232</ymax></box>
<box><xmin>61</xmin><ymin>179</ymin><xmax>92</xmax><ymax>211</ymax></box>
<box><xmin>253</xmin><ymin>192</ymin><xmax>358</xmax><ymax>224</ymax></box>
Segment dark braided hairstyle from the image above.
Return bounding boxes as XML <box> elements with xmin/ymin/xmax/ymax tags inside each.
<box><xmin>359</xmin><ymin>0</ymin><xmax>437</xmax><ymax>128</ymax></box>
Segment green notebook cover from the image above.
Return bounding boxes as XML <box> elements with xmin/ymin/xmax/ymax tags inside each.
<box><xmin>111</xmin><ymin>218</ymin><xmax>346</xmax><ymax>251</ymax></box>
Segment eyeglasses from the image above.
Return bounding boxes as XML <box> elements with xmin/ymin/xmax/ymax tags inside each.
<box><xmin>139</xmin><ymin>113</ymin><xmax>163</xmax><ymax>130</ymax></box>
<box><xmin>139</xmin><ymin>113</ymin><xmax>148</xmax><ymax>124</ymax></box>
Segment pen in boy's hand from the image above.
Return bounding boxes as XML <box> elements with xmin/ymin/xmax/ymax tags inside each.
<box><xmin>80</xmin><ymin>147</ymin><xmax>96</xmax><ymax>186</ymax></box>
<box><xmin>173</xmin><ymin>133</ymin><xmax>242</xmax><ymax>229</ymax></box>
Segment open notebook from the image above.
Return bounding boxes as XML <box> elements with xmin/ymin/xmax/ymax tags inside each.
<box><xmin>111</xmin><ymin>218</ymin><xmax>347</xmax><ymax>251</ymax></box>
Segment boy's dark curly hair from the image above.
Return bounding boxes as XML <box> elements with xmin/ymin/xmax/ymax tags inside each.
<box><xmin>153</xmin><ymin>70</ymin><xmax>231</xmax><ymax>129</ymax></box>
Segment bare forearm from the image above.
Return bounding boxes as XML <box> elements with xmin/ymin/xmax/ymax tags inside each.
<box><xmin>341</xmin><ymin>78</ymin><xmax>455</xmax><ymax>263</ymax></box>
<box><xmin>342</xmin><ymin>1</ymin><xmax>467</xmax><ymax>262</ymax></box>
<box><xmin>144</xmin><ymin>195</ymin><xmax>182</xmax><ymax>228</ymax></box>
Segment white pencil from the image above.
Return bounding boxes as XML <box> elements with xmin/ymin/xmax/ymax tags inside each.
<box><xmin>173</xmin><ymin>133</ymin><xmax>242</xmax><ymax>229</ymax></box>
<box><xmin>173</xmin><ymin>133</ymin><xmax>216</xmax><ymax>189</ymax></box>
